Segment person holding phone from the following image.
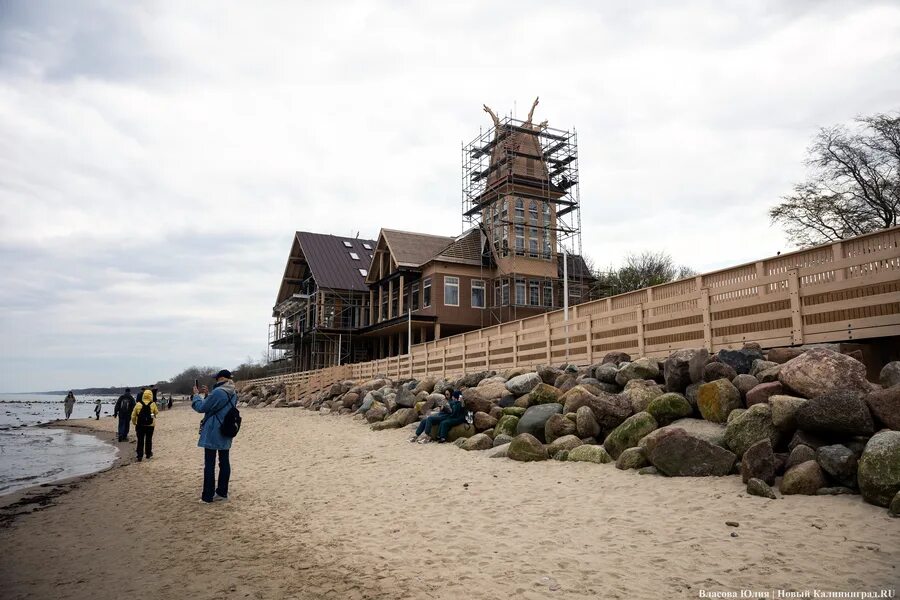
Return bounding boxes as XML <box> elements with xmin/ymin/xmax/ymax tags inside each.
<box><xmin>192</xmin><ymin>370</ymin><xmax>238</xmax><ymax>503</ymax></box>
<box><xmin>410</xmin><ymin>390</ymin><xmax>467</xmax><ymax>444</ymax></box>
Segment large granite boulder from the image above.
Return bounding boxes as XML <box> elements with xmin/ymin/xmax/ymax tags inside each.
<box><xmin>516</xmin><ymin>403</ymin><xmax>563</xmax><ymax>442</ymax></box>
<box><xmin>456</xmin><ymin>371</ymin><xmax>489</xmax><ymax>388</ymax></box>
<box><xmin>493</xmin><ymin>433</ymin><xmax>513</xmax><ymax>447</ymax></box>
<box><xmin>506</xmin><ymin>372</ymin><xmax>541</xmax><ymax>396</ymax></box>
<box><xmin>732</xmin><ymin>374</ymin><xmax>760</xmax><ymax>400</ymax></box>
<box><xmin>767</xmin><ymin>347</ymin><xmax>805</xmax><ymax>364</ymax></box>
<box><xmin>576</xmin><ymin>405</ymin><xmax>601</xmax><ymax>439</ymax></box>
<box><xmin>745</xmin><ymin>382</ymin><xmax>784</xmax><ymax>407</ymax></box>
<box><xmin>390</xmin><ymin>407</ymin><xmax>418</xmax><ymax>427</ymax></box>
<box><xmin>621</xmin><ymin>379</ymin><xmax>664</xmax><ymax>413</ymax></box>
<box><xmin>413</xmin><ymin>376</ymin><xmax>437</xmax><ymax>395</ymax></box>
<box><xmin>536</xmin><ymin>365</ymin><xmax>563</xmax><ymax>385</ymax></box>
<box><xmin>780</xmin><ymin>461</ymin><xmax>826</xmax><ymax>495</ymax></box>
<box><xmin>778</xmin><ymin>348</ymin><xmax>872</xmax><ymax>399</ymax></box>
<box><xmin>473</xmin><ymin>411</ymin><xmax>498</xmax><ymax>431</ymax></box>
<box><xmin>644</xmin><ymin>427</ymin><xmax>736</xmax><ymax>477</ymax></box>
<box><xmin>880</xmin><ymin>361</ymin><xmax>900</xmax><ymax>389</ymax></box>
<box><xmin>546</xmin><ymin>434</ymin><xmax>584</xmax><ymax>457</ymax></box>
<box><xmin>460</xmin><ymin>433</ymin><xmax>494</xmax><ymax>451</ymax></box>
<box><xmin>865</xmin><ymin>386</ymin><xmax>900</xmax><ymax>430</ymax></box>
<box><xmin>697</xmin><ymin>379</ymin><xmax>742</xmax><ymax>423</ymax></box>
<box><xmin>795</xmin><ymin>389</ymin><xmax>874</xmax><ymax>437</ymax></box>
<box><xmin>747</xmin><ymin>478</ymin><xmax>777</xmax><ymax>499</ymax></box>
<box><xmin>395</xmin><ymin>387</ymin><xmax>417</xmax><ymax>409</ymax></box>
<box><xmin>567</xmin><ymin>444</ymin><xmax>612</xmax><ymax>464</ymax></box>
<box><xmin>594</xmin><ymin>363</ymin><xmax>619</xmax><ymax>385</ymax></box>
<box><xmin>508</xmin><ymin>433</ymin><xmax>549</xmax><ymax>462</ymax></box>
<box><xmin>544</xmin><ymin>413</ymin><xmax>577</xmax><ymax>444</ymax></box>
<box><xmin>769</xmin><ymin>395</ymin><xmax>808</xmax><ymax>431</ymax></box>
<box><xmin>646</xmin><ymin>393</ymin><xmax>692</xmax><ymax>426</ymax></box>
<box><xmin>356</xmin><ymin>391</ymin><xmax>378</xmax><ymax>414</ymax></box>
<box><xmin>718</xmin><ymin>347</ymin><xmax>764</xmax><ymax>375</ymax></box>
<box><xmin>741</xmin><ymin>439</ymin><xmax>776</xmax><ymax>485</ymax></box>
<box><xmin>857</xmin><ymin>430</ymin><xmax>900</xmax><ymax>507</ymax></box>
<box><xmin>529</xmin><ymin>383</ymin><xmax>562</xmax><ymax>405</ymax></box>
<box><xmin>364</xmin><ymin>402</ymin><xmax>387</xmax><ymax>423</ymax></box>
<box><xmin>664</xmin><ymin>418</ymin><xmax>727</xmax><ymax>447</ymax></box>
<box><xmin>663</xmin><ymin>348</ymin><xmax>708</xmax><ymax>392</ymax></box>
<box><xmin>703</xmin><ymin>361</ymin><xmax>737</xmax><ymax>383</ymax></box>
<box><xmin>462</xmin><ymin>382</ymin><xmax>507</xmax><ymax>413</ymax></box>
<box><xmin>816</xmin><ymin>444</ymin><xmax>858</xmax><ymax>488</ymax></box>
<box><xmin>603</xmin><ymin>412</ymin><xmax>658</xmax><ymax>459</ymax></box>
<box><xmin>615</xmin><ymin>357</ymin><xmax>660</xmax><ymax>387</ymax></box>
<box><xmin>724</xmin><ymin>403</ymin><xmax>779</xmax><ymax>457</ymax></box>
<box><xmin>602</xmin><ymin>351</ymin><xmax>631</xmax><ymax>365</ymax></box>
<box><xmin>785</xmin><ymin>444</ymin><xmax>818</xmax><ymax>471</ymax></box>
<box><xmin>561</xmin><ymin>385</ymin><xmax>600</xmax><ymax>414</ymax></box>
<box><xmin>616</xmin><ymin>446</ymin><xmax>649</xmax><ymax>470</ymax></box>
<box><xmin>446</xmin><ymin>423</ymin><xmax>477</xmax><ymax>442</ymax></box>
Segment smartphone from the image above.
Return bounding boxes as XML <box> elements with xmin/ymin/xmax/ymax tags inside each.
<box><xmin>194</xmin><ymin>378</ymin><xmax>199</xmax><ymax>389</ymax></box>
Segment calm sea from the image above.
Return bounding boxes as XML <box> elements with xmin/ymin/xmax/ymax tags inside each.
<box><xmin>0</xmin><ymin>394</ymin><xmax>119</xmax><ymax>496</ymax></box>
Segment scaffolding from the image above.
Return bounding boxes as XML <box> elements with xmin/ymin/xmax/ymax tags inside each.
<box><xmin>462</xmin><ymin>111</ymin><xmax>587</xmax><ymax>324</ymax></box>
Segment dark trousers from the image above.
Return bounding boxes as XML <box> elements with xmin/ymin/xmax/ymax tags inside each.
<box><xmin>136</xmin><ymin>425</ymin><xmax>154</xmax><ymax>459</ymax></box>
<box><xmin>203</xmin><ymin>449</ymin><xmax>231</xmax><ymax>501</ymax></box>
<box><xmin>117</xmin><ymin>416</ymin><xmax>130</xmax><ymax>441</ymax></box>
<box><xmin>415</xmin><ymin>414</ymin><xmax>466</xmax><ymax>441</ymax></box>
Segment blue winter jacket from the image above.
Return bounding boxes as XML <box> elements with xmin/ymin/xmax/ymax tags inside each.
<box><xmin>192</xmin><ymin>380</ymin><xmax>238</xmax><ymax>450</ymax></box>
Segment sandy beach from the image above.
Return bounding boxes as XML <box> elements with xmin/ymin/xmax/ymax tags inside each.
<box><xmin>0</xmin><ymin>404</ymin><xmax>897</xmax><ymax>600</ymax></box>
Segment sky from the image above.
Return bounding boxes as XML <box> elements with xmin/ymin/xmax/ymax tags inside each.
<box><xmin>1</xmin><ymin>0</ymin><xmax>899</xmax><ymax>392</ymax></box>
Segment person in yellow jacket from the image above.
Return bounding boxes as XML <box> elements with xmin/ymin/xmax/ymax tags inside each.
<box><xmin>131</xmin><ymin>389</ymin><xmax>158</xmax><ymax>462</ymax></box>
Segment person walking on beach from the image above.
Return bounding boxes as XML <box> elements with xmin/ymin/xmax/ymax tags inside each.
<box><xmin>113</xmin><ymin>388</ymin><xmax>136</xmax><ymax>442</ymax></box>
<box><xmin>94</xmin><ymin>399</ymin><xmax>102</xmax><ymax>420</ymax></box>
<box><xmin>192</xmin><ymin>370</ymin><xmax>239</xmax><ymax>503</ymax></box>
<box><xmin>63</xmin><ymin>392</ymin><xmax>76</xmax><ymax>420</ymax></box>
<box><xmin>131</xmin><ymin>389</ymin><xmax>158</xmax><ymax>461</ymax></box>
<box><xmin>410</xmin><ymin>390</ymin><xmax>467</xmax><ymax>444</ymax></box>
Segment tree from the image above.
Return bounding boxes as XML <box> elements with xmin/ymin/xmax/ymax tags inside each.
<box><xmin>590</xmin><ymin>251</ymin><xmax>696</xmax><ymax>297</ymax></box>
<box><xmin>770</xmin><ymin>112</ymin><xmax>899</xmax><ymax>246</ymax></box>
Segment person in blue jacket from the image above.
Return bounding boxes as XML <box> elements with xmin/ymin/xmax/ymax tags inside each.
<box><xmin>410</xmin><ymin>390</ymin><xmax>467</xmax><ymax>444</ymax></box>
<box><xmin>192</xmin><ymin>369</ymin><xmax>238</xmax><ymax>503</ymax></box>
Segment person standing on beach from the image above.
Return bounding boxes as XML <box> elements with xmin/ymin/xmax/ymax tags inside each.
<box><xmin>192</xmin><ymin>370</ymin><xmax>238</xmax><ymax>503</ymax></box>
<box><xmin>131</xmin><ymin>389</ymin><xmax>158</xmax><ymax>461</ymax></box>
<box><xmin>94</xmin><ymin>399</ymin><xmax>102</xmax><ymax>420</ymax></box>
<box><xmin>113</xmin><ymin>388</ymin><xmax>136</xmax><ymax>442</ymax></box>
<box><xmin>63</xmin><ymin>392</ymin><xmax>76</xmax><ymax>420</ymax></box>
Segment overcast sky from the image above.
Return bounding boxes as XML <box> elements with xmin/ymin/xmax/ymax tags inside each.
<box><xmin>1</xmin><ymin>1</ymin><xmax>898</xmax><ymax>392</ymax></box>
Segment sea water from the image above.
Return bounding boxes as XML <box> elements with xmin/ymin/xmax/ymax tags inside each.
<box><xmin>0</xmin><ymin>394</ymin><xmax>119</xmax><ymax>496</ymax></box>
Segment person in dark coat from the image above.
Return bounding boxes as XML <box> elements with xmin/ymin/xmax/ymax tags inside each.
<box><xmin>410</xmin><ymin>390</ymin><xmax>467</xmax><ymax>444</ymax></box>
<box><xmin>113</xmin><ymin>388</ymin><xmax>136</xmax><ymax>442</ymax></box>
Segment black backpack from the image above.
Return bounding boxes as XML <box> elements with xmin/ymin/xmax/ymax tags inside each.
<box><xmin>136</xmin><ymin>400</ymin><xmax>153</xmax><ymax>426</ymax></box>
<box><xmin>217</xmin><ymin>393</ymin><xmax>241</xmax><ymax>438</ymax></box>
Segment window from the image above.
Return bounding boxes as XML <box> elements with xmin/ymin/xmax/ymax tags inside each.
<box><xmin>514</xmin><ymin>278</ymin><xmax>526</xmax><ymax>305</ymax></box>
<box><xmin>494</xmin><ymin>280</ymin><xmax>501</xmax><ymax>307</ymax></box>
<box><xmin>544</xmin><ymin>281</ymin><xmax>553</xmax><ymax>307</ymax></box>
<box><xmin>471</xmin><ymin>279</ymin><xmax>485</xmax><ymax>309</ymax></box>
<box><xmin>343</xmin><ymin>241</ymin><xmax>352</xmax><ymax>248</ymax></box>
<box><xmin>515</xmin><ymin>225</ymin><xmax>524</xmax><ymax>252</ymax></box>
<box><xmin>358</xmin><ymin>268</ymin><xmax>367</xmax><ymax>277</ymax></box>
<box><xmin>363</xmin><ymin>243</ymin><xmax>372</xmax><ymax>250</ymax></box>
<box><xmin>349</xmin><ymin>252</ymin><xmax>359</xmax><ymax>260</ymax></box>
<box><xmin>444</xmin><ymin>276</ymin><xmax>459</xmax><ymax>306</ymax></box>
<box><xmin>529</xmin><ymin>228</ymin><xmax>538</xmax><ymax>255</ymax></box>
<box><xmin>423</xmin><ymin>277</ymin><xmax>432</xmax><ymax>307</ymax></box>
<box><xmin>411</xmin><ymin>282</ymin><xmax>420</xmax><ymax>311</ymax></box>
<box><xmin>381</xmin><ymin>292</ymin><xmax>388</xmax><ymax>321</ymax></box>
<box><xmin>529</xmin><ymin>201</ymin><xmax>538</xmax><ymax>224</ymax></box>
<box><xmin>542</xmin><ymin>231</ymin><xmax>551</xmax><ymax>257</ymax></box>
<box><xmin>501</xmin><ymin>279</ymin><xmax>510</xmax><ymax>305</ymax></box>
<box><xmin>529</xmin><ymin>280</ymin><xmax>540</xmax><ymax>305</ymax></box>
<box><xmin>514</xmin><ymin>198</ymin><xmax>524</xmax><ymax>221</ymax></box>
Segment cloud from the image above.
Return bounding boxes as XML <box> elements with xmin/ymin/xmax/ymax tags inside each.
<box><xmin>1</xmin><ymin>0</ymin><xmax>899</xmax><ymax>390</ymax></box>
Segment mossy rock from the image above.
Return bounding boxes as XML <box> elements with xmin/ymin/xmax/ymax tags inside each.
<box><xmin>502</xmin><ymin>407</ymin><xmax>526</xmax><ymax>417</ymax></box>
<box><xmin>567</xmin><ymin>445</ymin><xmax>612</xmax><ymax>464</ymax></box>
<box><xmin>857</xmin><ymin>430</ymin><xmax>900</xmax><ymax>507</ymax></box>
<box><xmin>495</xmin><ymin>414</ymin><xmax>520</xmax><ymax>437</ymax></box>
<box><xmin>508</xmin><ymin>433</ymin><xmax>549</xmax><ymax>462</ymax></box>
<box><xmin>529</xmin><ymin>383</ymin><xmax>562</xmax><ymax>405</ymax></box>
<box><xmin>615</xmin><ymin>447</ymin><xmax>648</xmax><ymax>470</ymax></box>
<box><xmin>603</xmin><ymin>411</ymin><xmax>658</xmax><ymax>459</ymax></box>
<box><xmin>646</xmin><ymin>393</ymin><xmax>692</xmax><ymax>426</ymax></box>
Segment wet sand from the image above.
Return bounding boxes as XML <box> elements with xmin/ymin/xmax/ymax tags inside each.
<box><xmin>0</xmin><ymin>405</ymin><xmax>897</xmax><ymax>599</ymax></box>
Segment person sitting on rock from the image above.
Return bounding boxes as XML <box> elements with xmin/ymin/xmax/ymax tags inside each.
<box><xmin>410</xmin><ymin>390</ymin><xmax>467</xmax><ymax>444</ymax></box>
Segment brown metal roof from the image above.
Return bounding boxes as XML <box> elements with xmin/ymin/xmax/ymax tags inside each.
<box><xmin>297</xmin><ymin>232</ymin><xmax>377</xmax><ymax>292</ymax></box>
<box><xmin>434</xmin><ymin>227</ymin><xmax>484</xmax><ymax>265</ymax></box>
<box><xmin>381</xmin><ymin>229</ymin><xmax>456</xmax><ymax>268</ymax></box>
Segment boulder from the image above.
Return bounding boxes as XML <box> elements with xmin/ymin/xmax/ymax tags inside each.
<box><xmin>356</xmin><ymin>392</ymin><xmax>378</xmax><ymax>414</ymax></box>
<box><xmin>890</xmin><ymin>491</ymin><xmax>900</xmax><ymax>517</ymax></box>
<box><xmin>594</xmin><ymin>363</ymin><xmax>619</xmax><ymax>384</ymax></box>
<box><xmin>778</xmin><ymin>348</ymin><xmax>872</xmax><ymax>399</ymax></box>
<box><xmin>880</xmin><ymin>362</ymin><xmax>900</xmax><ymax>389</ymax></box>
<box><xmin>767</xmin><ymin>347</ymin><xmax>805</xmax><ymax>364</ymax></box>
<box><xmin>816</xmin><ymin>486</ymin><xmax>857</xmax><ymax>496</ymax></box>
<box><xmin>493</xmin><ymin>433</ymin><xmax>513</xmax><ymax>447</ymax></box>
<box><xmin>816</xmin><ymin>444</ymin><xmax>858</xmax><ymax>488</ymax></box>
<box><xmin>740</xmin><ymin>439</ymin><xmax>776</xmax><ymax>485</ymax></box>
<box><xmin>732</xmin><ymin>374</ymin><xmax>760</xmax><ymax>400</ymax></box>
<box><xmin>780</xmin><ymin>461</ymin><xmax>826</xmax><ymax>495</ymax></box>
<box><xmin>865</xmin><ymin>386</ymin><xmax>900</xmax><ymax>430</ymax></box>
<box><xmin>390</xmin><ymin>407</ymin><xmax>418</xmax><ymax>427</ymax></box>
<box><xmin>473</xmin><ymin>411</ymin><xmax>498</xmax><ymax>431</ymax></box>
<box><xmin>537</xmin><ymin>365</ymin><xmax>563</xmax><ymax>385</ymax></box>
<box><xmin>567</xmin><ymin>444</ymin><xmax>612</xmax><ymax>464</ymax></box>
<box><xmin>456</xmin><ymin>371</ymin><xmax>489</xmax><ymax>388</ymax></box>
<box><xmin>747</xmin><ymin>478</ymin><xmax>777</xmax><ymax>499</ymax></box>
<box><xmin>506</xmin><ymin>372</ymin><xmax>541</xmax><ymax>396</ymax></box>
<box><xmin>462</xmin><ymin>382</ymin><xmax>508</xmax><ymax>413</ymax></box>
<box><xmin>745</xmin><ymin>382</ymin><xmax>783</xmax><ymax>407</ymax></box>
<box><xmin>615</xmin><ymin>447</ymin><xmax>649</xmax><ymax>470</ymax></box>
<box><xmin>685</xmin><ymin>382</ymin><xmax>702</xmax><ymax>410</ymax></box>
<box><xmin>561</xmin><ymin>385</ymin><xmax>599</xmax><ymax>414</ymax></box>
<box><xmin>621</xmin><ymin>379</ymin><xmax>664</xmax><ymax>413</ymax></box>
<box><xmin>664</xmin><ymin>418</ymin><xmax>727</xmax><ymax>447</ymax></box>
<box><xmin>697</xmin><ymin>379</ymin><xmax>742</xmax><ymax>423</ymax></box>
<box><xmin>446</xmin><ymin>423</ymin><xmax>477</xmax><ymax>442</ymax></box>
<box><xmin>663</xmin><ymin>348</ymin><xmax>708</xmax><ymax>392</ymax></box>
<box><xmin>460</xmin><ymin>433</ymin><xmax>494</xmax><ymax>451</ymax></box>
<box><xmin>489</xmin><ymin>405</ymin><xmax>504</xmax><ymax>420</ymax></box>
<box><xmin>553</xmin><ymin>373</ymin><xmax>578</xmax><ymax>393</ymax></box>
<box><xmin>769</xmin><ymin>395</ymin><xmax>808</xmax><ymax>431</ymax></box>
<box><xmin>750</xmin><ymin>360</ymin><xmax>779</xmax><ymax>378</ymax></box>
<box><xmin>516</xmin><ymin>403</ymin><xmax>563</xmax><ymax>442</ymax></box>
<box><xmin>488</xmin><ymin>443</ymin><xmax>511</xmax><ymax>458</ymax></box>
<box><xmin>603</xmin><ymin>412</ymin><xmax>658</xmax><ymax>459</ymax></box>
<box><xmin>602</xmin><ymin>351</ymin><xmax>631</xmax><ymax>365</ymax></box>
<box><xmin>529</xmin><ymin>383</ymin><xmax>562</xmax><ymax>405</ymax></box>
<box><xmin>615</xmin><ymin>357</ymin><xmax>660</xmax><ymax>386</ymax></box>
<box><xmin>795</xmin><ymin>389</ymin><xmax>874</xmax><ymax>437</ymax></box>
<box><xmin>575</xmin><ymin>405</ymin><xmax>601</xmax><ymax>439</ymax></box>
<box><xmin>544</xmin><ymin>413</ymin><xmax>577</xmax><ymax>444</ymax></box>
<box><xmin>498</xmin><ymin>394</ymin><xmax>517</xmax><ymax>408</ymax></box>
<box><xmin>718</xmin><ymin>347</ymin><xmax>764</xmax><ymax>375</ymax></box>
<box><xmin>364</xmin><ymin>403</ymin><xmax>387</xmax><ymax>423</ymax></box>
<box><xmin>413</xmin><ymin>376</ymin><xmax>437</xmax><ymax>395</ymax></box>
<box><xmin>508</xmin><ymin>433</ymin><xmax>549</xmax><ymax>462</ymax></box>
<box><xmin>644</xmin><ymin>427</ymin><xmax>736</xmax><ymax>477</ymax></box>
<box><xmin>501</xmin><ymin>407</ymin><xmax>526</xmax><ymax>417</ymax></box>
<box><xmin>724</xmin><ymin>403</ymin><xmax>779</xmax><ymax>457</ymax></box>
<box><xmin>857</xmin><ymin>430</ymin><xmax>900</xmax><ymax>507</ymax></box>
<box><xmin>340</xmin><ymin>391</ymin><xmax>360</xmax><ymax>409</ymax></box>
<box><xmin>646</xmin><ymin>393</ymin><xmax>692</xmax><ymax>426</ymax></box>
<box><xmin>371</xmin><ymin>419</ymin><xmax>402</xmax><ymax>431</ymax></box>
<box><xmin>546</xmin><ymin>434</ymin><xmax>584</xmax><ymax>456</ymax></box>
<box><xmin>395</xmin><ymin>387</ymin><xmax>417</xmax><ymax>409</ymax></box>
<box><xmin>637</xmin><ymin>466</ymin><xmax>660</xmax><ymax>475</ymax></box>
<box><xmin>703</xmin><ymin>361</ymin><xmax>737</xmax><ymax>382</ymax></box>
<box><xmin>789</xmin><ymin>430</ymin><xmax>828</xmax><ymax>451</ymax></box>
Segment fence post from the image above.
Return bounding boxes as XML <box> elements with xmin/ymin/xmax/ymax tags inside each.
<box><xmin>756</xmin><ymin>261</ymin><xmax>768</xmax><ymax>297</ymax></box>
<box><xmin>700</xmin><ymin>288</ymin><xmax>712</xmax><ymax>351</ymax></box>
<box><xmin>788</xmin><ymin>269</ymin><xmax>805</xmax><ymax>345</ymax></box>
<box><xmin>832</xmin><ymin>241</ymin><xmax>845</xmax><ymax>282</ymax></box>
<box><xmin>636</xmin><ymin>303</ymin><xmax>645</xmax><ymax>357</ymax></box>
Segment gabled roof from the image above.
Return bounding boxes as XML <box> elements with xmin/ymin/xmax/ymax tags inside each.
<box><xmin>434</xmin><ymin>227</ymin><xmax>485</xmax><ymax>266</ymax></box>
<box><xmin>381</xmin><ymin>229</ymin><xmax>456</xmax><ymax>268</ymax></box>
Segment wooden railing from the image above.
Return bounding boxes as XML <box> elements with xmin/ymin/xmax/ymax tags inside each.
<box><xmin>241</xmin><ymin>226</ymin><xmax>900</xmax><ymax>391</ymax></box>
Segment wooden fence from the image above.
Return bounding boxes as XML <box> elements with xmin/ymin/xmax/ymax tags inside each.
<box><xmin>241</xmin><ymin>226</ymin><xmax>900</xmax><ymax>392</ymax></box>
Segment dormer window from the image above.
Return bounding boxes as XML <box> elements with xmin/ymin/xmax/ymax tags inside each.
<box><xmin>359</xmin><ymin>268</ymin><xmax>367</xmax><ymax>276</ymax></box>
<box><xmin>349</xmin><ymin>252</ymin><xmax>360</xmax><ymax>260</ymax></box>
<box><xmin>363</xmin><ymin>243</ymin><xmax>372</xmax><ymax>250</ymax></box>
<box><xmin>342</xmin><ymin>241</ymin><xmax>352</xmax><ymax>248</ymax></box>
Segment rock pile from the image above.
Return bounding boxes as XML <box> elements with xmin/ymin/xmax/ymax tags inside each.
<box><xmin>262</xmin><ymin>348</ymin><xmax>900</xmax><ymax>517</ymax></box>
